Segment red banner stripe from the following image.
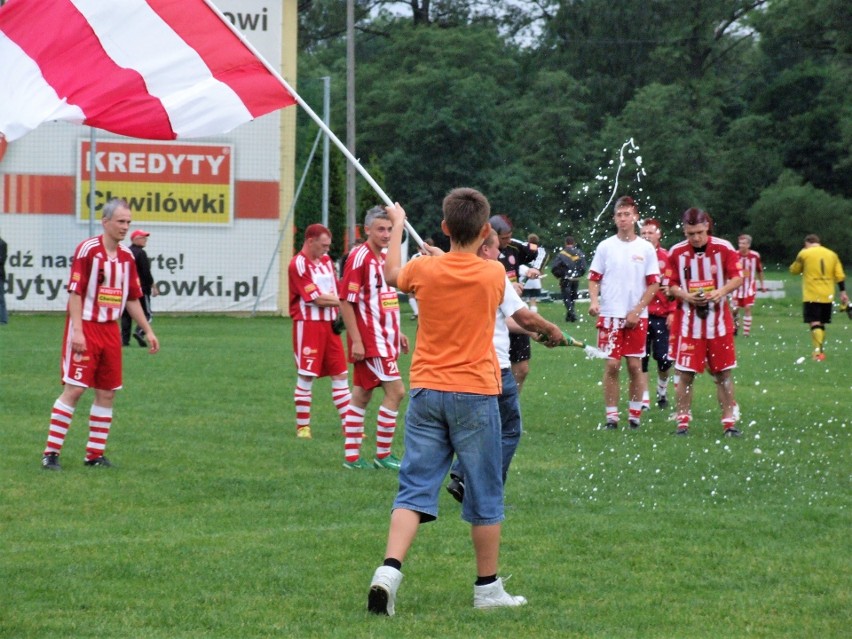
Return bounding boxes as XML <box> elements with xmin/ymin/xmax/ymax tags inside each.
<box><xmin>148</xmin><ymin>0</ymin><xmax>296</xmax><ymax>118</ymax></box>
<box><xmin>1</xmin><ymin>0</ymin><xmax>176</xmax><ymax>139</ymax></box>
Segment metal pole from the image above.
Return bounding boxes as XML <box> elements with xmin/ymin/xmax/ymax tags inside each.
<box><xmin>321</xmin><ymin>76</ymin><xmax>330</xmax><ymax>228</ymax></box>
<box><xmin>346</xmin><ymin>0</ymin><xmax>356</xmax><ymax>247</ymax></box>
<box><xmin>88</xmin><ymin>128</ymin><xmax>96</xmax><ymax>237</ymax></box>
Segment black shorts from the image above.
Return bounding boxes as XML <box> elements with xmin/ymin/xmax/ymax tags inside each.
<box><xmin>803</xmin><ymin>302</ymin><xmax>832</xmax><ymax>324</ymax></box>
<box><xmin>642</xmin><ymin>315</ymin><xmax>672</xmax><ymax>372</ymax></box>
<box><xmin>509</xmin><ymin>332</ymin><xmax>531</xmax><ymax>363</ymax></box>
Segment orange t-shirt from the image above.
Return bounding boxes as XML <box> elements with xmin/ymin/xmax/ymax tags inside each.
<box><xmin>397</xmin><ymin>252</ymin><xmax>504</xmax><ymax>395</ymax></box>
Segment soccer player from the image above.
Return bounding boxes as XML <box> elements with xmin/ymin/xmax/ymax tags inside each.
<box><xmin>667</xmin><ymin>208</ymin><xmax>744</xmax><ymax>437</ymax></box>
<box><xmin>288</xmin><ymin>224</ymin><xmax>351</xmax><ymax>439</ymax></box>
<box><xmin>41</xmin><ymin>198</ymin><xmax>159</xmax><ymax>471</ymax></box>
<box><xmin>588</xmin><ymin>196</ymin><xmax>660</xmax><ymax>430</ymax></box>
<box><xmin>789</xmin><ymin>234</ymin><xmax>848</xmax><ymax>361</ymax></box>
<box><xmin>339</xmin><ymin>206</ymin><xmax>409</xmax><ymax>470</ymax></box>
<box><xmin>732</xmin><ymin>234</ymin><xmax>765</xmax><ymax>337</ymax></box>
<box><xmin>639</xmin><ymin>218</ymin><xmax>675</xmax><ymax>409</ymax></box>
<box><xmin>489</xmin><ymin>214</ymin><xmax>547</xmax><ymax>392</ymax></box>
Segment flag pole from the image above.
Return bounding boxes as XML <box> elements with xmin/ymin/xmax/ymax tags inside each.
<box><xmin>201</xmin><ymin>0</ymin><xmax>426</xmax><ymax>248</ymax></box>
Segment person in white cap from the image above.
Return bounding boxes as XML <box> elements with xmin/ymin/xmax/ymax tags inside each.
<box><xmin>121</xmin><ymin>228</ymin><xmax>158</xmax><ymax>347</ymax></box>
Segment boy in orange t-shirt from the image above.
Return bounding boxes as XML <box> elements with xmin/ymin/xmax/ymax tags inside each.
<box><xmin>367</xmin><ymin>188</ymin><xmax>559</xmax><ymax>615</ymax></box>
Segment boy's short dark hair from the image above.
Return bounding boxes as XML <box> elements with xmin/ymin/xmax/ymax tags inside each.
<box><xmin>442</xmin><ymin>188</ymin><xmax>491</xmax><ymax>246</ymax></box>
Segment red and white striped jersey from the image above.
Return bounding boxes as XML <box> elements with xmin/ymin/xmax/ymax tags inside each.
<box><xmin>733</xmin><ymin>250</ymin><xmax>763</xmax><ymax>299</ymax></box>
<box><xmin>648</xmin><ymin>245</ymin><xmax>676</xmax><ymax>317</ymax></box>
<box><xmin>288</xmin><ymin>251</ymin><xmax>339</xmax><ymax>321</ymax></box>
<box><xmin>340</xmin><ymin>243</ymin><xmax>401</xmax><ymax>359</ymax></box>
<box><xmin>668</xmin><ymin>237</ymin><xmax>743</xmax><ymax>339</ymax></box>
<box><xmin>67</xmin><ymin>236</ymin><xmax>142</xmax><ymax>323</ymax></box>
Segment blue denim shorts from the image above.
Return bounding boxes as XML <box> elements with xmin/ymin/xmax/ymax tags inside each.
<box><xmin>393</xmin><ymin>388</ymin><xmax>504</xmax><ymax>526</ymax></box>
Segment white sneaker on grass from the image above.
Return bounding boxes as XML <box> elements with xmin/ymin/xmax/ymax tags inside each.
<box><xmin>473</xmin><ymin>577</ymin><xmax>527</xmax><ymax>609</ymax></box>
<box><xmin>367</xmin><ymin>565</ymin><xmax>403</xmax><ymax>616</ymax></box>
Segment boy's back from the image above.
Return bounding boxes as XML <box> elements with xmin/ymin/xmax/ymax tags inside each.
<box><xmin>398</xmin><ymin>253</ymin><xmax>504</xmax><ymax>395</ymax></box>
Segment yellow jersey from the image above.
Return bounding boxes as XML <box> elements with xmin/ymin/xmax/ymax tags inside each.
<box><xmin>789</xmin><ymin>245</ymin><xmax>846</xmax><ymax>303</ymax></box>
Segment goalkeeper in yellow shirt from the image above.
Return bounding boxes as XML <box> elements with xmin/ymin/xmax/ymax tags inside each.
<box><xmin>789</xmin><ymin>234</ymin><xmax>849</xmax><ymax>361</ymax></box>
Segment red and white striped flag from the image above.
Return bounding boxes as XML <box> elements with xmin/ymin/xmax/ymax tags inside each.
<box><xmin>0</xmin><ymin>0</ymin><xmax>296</xmax><ymax>141</ymax></box>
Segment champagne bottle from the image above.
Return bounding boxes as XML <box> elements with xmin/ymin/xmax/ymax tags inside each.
<box><xmin>696</xmin><ymin>289</ymin><xmax>709</xmax><ymax>319</ymax></box>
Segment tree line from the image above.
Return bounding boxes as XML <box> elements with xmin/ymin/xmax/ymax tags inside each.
<box><xmin>293</xmin><ymin>0</ymin><xmax>850</xmax><ymax>265</ymax></box>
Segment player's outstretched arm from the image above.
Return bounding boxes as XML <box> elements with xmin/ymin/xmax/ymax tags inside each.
<box><xmin>511</xmin><ymin>308</ymin><xmax>567</xmax><ymax>347</ymax></box>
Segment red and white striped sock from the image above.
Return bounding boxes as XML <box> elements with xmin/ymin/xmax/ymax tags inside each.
<box><xmin>344</xmin><ymin>405</ymin><xmax>365</xmax><ymax>462</ymax></box>
<box><xmin>85</xmin><ymin>404</ymin><xmax>113</xmax><ymax>461</ymax></box>
<box><xmin>628</xmin><ymin>401</ymin><xmax>643</xmax><ymax>424</ymax></box>
<box><xmin>376</xmin><ymin>406</ymin><xmax>399</xmax><ymax>459</ymax></box>
<box><xmin>606</xmin><ymin>406</ymin><xmax>619</xmax><ymax>424</ymax></box>
<box><xmin>721</xmin><ymin>417</ymin><xmax>736</xmax><ymax>431</ymax></box>
<box><xmin>294</xmin><ymin>377</ymin><xmax>313</xmax><ymax>432</ymax></box>
<box><xmin>743</xmin><ymin>316</ymin><xmax>752</xmax><ymax>336</ymax></box>
<box><xmin>331</xmin><ymin>378</ymin><xmax>351</xmax><ymax>431</ymax></box>
<box><xmin>677</xmin><ymin>413</ymin><xmax>691</xmax><ymax>431</ymax></box>
<box><xmin>44</xmin><ymin>400</ymin><xmax>75</xmax><ymax>455</ymax></box>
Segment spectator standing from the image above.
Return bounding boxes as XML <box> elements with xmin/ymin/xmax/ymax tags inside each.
<box><xmin>288</xmin><ymin>224</ymin><xmax>351</xmax><ymax>439</ymax></box>
<box><xmin>789</xmin><ymin>234</ymin><xmax>848</xmax><ymax>361</ymax></box>
<box><xmin>587</xmin><ymin>196</ymin><xmax>660</xmax><ymax>430</ymax></box>
<box><xmin>446</xmin><ymin>228</ymin><xmax>565</xmax><ymax>502</ymax></box>
<box><xmin>41</xmin><ymin>198</ymin><xmax>159</xmax><ymax>471</ymax></box>
<box><xmin>520</xmin><ymin>233</ymin><xmax>544</xmax><ymax>312</ymax></box>
<box><xmin>121</xmin><ymin>229</ymin><xmax>158</xmax><ymax>347</ymax></box>
<box><xmin>339</xmin><ymin>206</ymin><xmax>410</xmax><ymax>470</ymax></box>
<box><xmin>549</xmin><ymin>235</ymin><xmax>587</xmax><ymax>322</ymax></box>
<box><xmin>667</xmin><ymin>208</ymin><xmax>744</xmax><ymax>436</ymax></box>
<box><xmin>0</xmin><ymin>230</ymin><xmax>7</xmax><ymax>325</ymax></box>
<box><xmin>731</xmin><ymin>234</ymin><xmax>765</xmax><ymax>337</ymax></box>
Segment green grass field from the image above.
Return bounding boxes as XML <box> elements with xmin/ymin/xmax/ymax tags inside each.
<box><xmin>1</xmin><ymin>272</ymin><xmax>849</xmax><ymax>638</ymax></box>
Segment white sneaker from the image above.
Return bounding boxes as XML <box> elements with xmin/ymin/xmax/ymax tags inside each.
<box><xmin>367</xmin><ymin>565</ymin><xmax>403</xmax><ymax>616</ymax></box>
<box><xmin>473</xmin><ymin>577</ymin><xmax>527</xmax><ymax>609</ymax></box>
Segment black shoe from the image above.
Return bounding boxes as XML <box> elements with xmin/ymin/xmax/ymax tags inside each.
<box><xmin>446</xmin><ymin>475</ymin><xmax>464</xmax><ymax>503</ymax></box>
<box><xmin>133</xmin><ymin>332</ymin><xmax>147</xmax><ymax>348</ymax></box>
<box><xmin>673</xmin><ymin>427</ymin><xmax>689</xmax><ymax>436</ymax></box>
<box><xmin>605</xmin><ymin>421</ymin><xmax>619</xmax><ymax>430</ymax></box>
<box><xmin>42</xmin><ymin>452</ymin><xmax>61</xmax><ymax>471</ymax></box>
<box><xmin>657</xmin><ymin>395</ymin><xmax>668</xmax><ymax>409</ymax></box>
<box><xmin>122</xmin><ymin>342</ymin><xmax>130</xmax><ymax>347</ymax></box>
<box><xmin>723</xmin><ymin>428</ymin><xmax>742</xmax><ymax>438</ymax></box>
<box><xmin>628</xmin><ymin>419</ymin><xmax>640</xmax><ymax>430</ymax></box>
<box><xmin>84</xmin><ymin>456</ymin><xmax>113</xmax><ymax>467</ymax></box>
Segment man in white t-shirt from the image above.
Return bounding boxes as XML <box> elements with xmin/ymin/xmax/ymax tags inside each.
<box><xmin>588</xmin><ymin>196</ymin><xmax>660</xmax><ymax>430</ymax></box>
<box><xmin>446</xmin><ymin>229</ymin><xmax>565</xmax><ymax>501</ymax></box>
